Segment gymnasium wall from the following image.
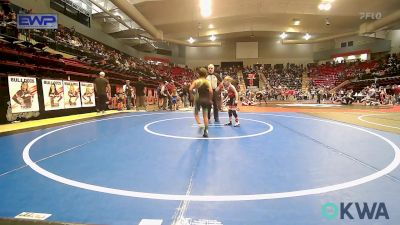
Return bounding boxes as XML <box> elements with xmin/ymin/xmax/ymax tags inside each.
<box><xmin>185</xmin><ymin>39</ymin><xmax>314</xmax><ymax>67</ymax></box>
<box><xmin>137</xmin><ymin>44</ymin><xmax>186</xmax><ymax>65</ymax></box>
<box><xmin>387</xmin><ymin>30</ymin><xmax>400</xmax><ymax>54</ymax></box>
<box><xmin>313</xmin><ymin>35</ymin><xmax>392</xmax><ymax>61</ymax></box>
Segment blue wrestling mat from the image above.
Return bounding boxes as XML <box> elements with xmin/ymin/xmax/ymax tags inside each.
<box><xmin>0</xmin><ymin>112</ymin><xmax>399</xmax><ymax>225</ymax></box>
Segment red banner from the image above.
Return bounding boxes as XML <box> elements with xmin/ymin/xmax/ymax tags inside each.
<box><xmin>247</xmin><ymin>73</ymin><xmax>256</xmax><ymax>86</ymax></box>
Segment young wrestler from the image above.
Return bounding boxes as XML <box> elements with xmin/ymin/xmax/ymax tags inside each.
<box><xmin>189</xmin><ymin>67</ymin><xmax>213</xmax><ymax>138</ymax></box>
<box><xmin>116</xmin><ymin>88</ymin><xmax>125</xmax><ymax>111</ymax></box>
<box><xmin>171</xmin><ymin>88</ymin><xmax>178</xmax><ymax>111</ymax></box>
<box><xmin>218</xmin><ymin>76</ymin><xmax>240</xmax><ymax>127</ymax></box>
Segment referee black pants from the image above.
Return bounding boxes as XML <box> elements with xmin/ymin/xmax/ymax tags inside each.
<box><xmin>208</xmin><ymin>90</ymin><xmax>220</xmax><ymax>122</ymax></box>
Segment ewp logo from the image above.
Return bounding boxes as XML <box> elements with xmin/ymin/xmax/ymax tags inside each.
<box><xmin>322</xmin><ymin>202</ymin><xmax>389</xmax><ymax>220</ymax></box>
<box><xmin>17</xmin><ymin>14</ymin><xmax>58</xmax><ymax>29</ymax></box>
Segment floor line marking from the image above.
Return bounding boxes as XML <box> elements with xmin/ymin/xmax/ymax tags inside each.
<box><xmin>358</xmin><ymin>114</ymin><xmax>400</xmax><ymax>130</ymax></box>
<box><xmin>144</xmin><ymin>117</ymin><xmax>273</xmax><ymax>140</ymax></box>
<box><xmin>271</xmin><ymin>118</ymin><xmax>400</xmax><ymax>184</ymax></box>
<box><xmin>0</xmin><ymin>139</ymin><xmax>96</xmax><ymax>178</ymax></box>
<box><xmin>22</xmin><ymin>112</ymin><xmax>400</xmax><ymax>201</ymax></box>
<box><xmin>171</xmin><ymin>145</ymin><xmax>205</xmax><ymax>225</ymax></box>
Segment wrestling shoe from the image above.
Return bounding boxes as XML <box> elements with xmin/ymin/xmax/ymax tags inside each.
<box><xmin>203</xmin><ymin>129</ymin><xmax>208</xmax><ymax>138</ymax></box>
<box><xmin>225</xmin><ymin>122</ymin><xmax>232</xmax><ymax>126</ymax></box>
<box><xmin>234</xmin><ymin>122</ymin><xmax>240</xmax><ymax>127</ymax></box>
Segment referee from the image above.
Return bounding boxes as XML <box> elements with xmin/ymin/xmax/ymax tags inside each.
<box><xmin>206</xmin><ymin>64</ymin><xmax>222</xmax><ymax>122</ymax></box>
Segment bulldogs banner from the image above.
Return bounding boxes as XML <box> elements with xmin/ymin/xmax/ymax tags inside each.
<box><xmin>42</xmin><ymin>79</ymin><xmax>64</xmax><ymax>111</ymax></box>
<box><xmin>80</xmin><ymin>82</ymin><xmax>96</xmax><ymax>107</ymax></box>
<box><xmin>63</xmin><ymin>81</ymin><xmax>82</xmax><ymax>108</ymax></box>
<box><xmin>8</xmin><ymin>76</ymin><xmax>39</xmax><ymax>113</ymax></box>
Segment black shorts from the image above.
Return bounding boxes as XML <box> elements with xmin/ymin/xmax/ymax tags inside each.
<box><xmin>195</xmin><ymin>98</ymin><xmax>210</xmax><ymax>114</ymax></box>
<box><xmin>226</xmin><ymin>97</ymin><xmax>237</xmax><ymax>106</ymax></box>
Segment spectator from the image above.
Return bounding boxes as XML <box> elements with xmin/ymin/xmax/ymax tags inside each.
<box><xmin>123</xmin><ymin>80</ymin><xmax>133</xmax><ymax>110</ymax></box>
<box><xmin>94</xmin><ymin>71</ymin><xmax>110</xmax><ymax>114</ymax></box>
<box><xmin>182</xmin><ymin>82</ymin><xmax>190</xmax><ymax>108</ymax></box>
<box><xmin>134</xmin><ymin>76</ymin><xmax>146</xmax><ymax>111</ymax></box>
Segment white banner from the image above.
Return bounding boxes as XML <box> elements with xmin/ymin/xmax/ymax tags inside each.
<box><xmin>80</xmin><ymin>82</ymin><xmax>96</xmax><ymax>107</ymax></box>
<box><xmin>8</xmin><ymin>76</ymin><xmax>40</xmax><ymax>113</ymax></box>
<box><xmin>15</xmin><ymin>212</ymin><xmax>51</xmax><ymax>220</ymax></box>
<box><xmin>63</xmin><ymin>81</ymin><xmax>82</xmax><ymax>108</ymax></box>
<box><xmin>42</xmin><ymin>79</ymin><xmax>64</xmax><ymax>111</ymax></box>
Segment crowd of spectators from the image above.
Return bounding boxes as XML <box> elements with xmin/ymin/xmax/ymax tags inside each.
<box><xmin>39</xmin><ymin>24</ymin><xmax>197</xmax><ymax>86</ymax></box>
<box><xmin>361</xmin><ymin>54</ymin><xmax>400</xmax><ymax>80</ymax></box>
<box><xmin>263</xmin><ymin>64</ymin><xmax>303</xmax><ymax>89</ymax></box>
<box><xmin>1</xmin><ymin>4</ymin><xmax>197</xmax><ymax>89</ymax></box>
<box><xmin>308</xmin><ymin>53</ymin><xmax>400</xmax><ymax>89</ymax></box>
<box><xmin>329</xmin><ymin>84</ymin><xmax>400</xmax><ymax>105</ymax></box>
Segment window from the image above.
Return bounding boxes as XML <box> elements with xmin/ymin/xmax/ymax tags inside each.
<box><xmin>334</xmin><ymin>57</ymin><xmax>344</xmax><ymax>63</ymax></box>
<box><xmin>360</xmin><ymin>53</ymin><xmax>368</xmax><ymax>61</ymax></box>
<box><xmin>348</xmin><ymin>41</ymin><xmax>354</xmax><ymax>47</ymax></box>
<box><xmin>341</xmin><ymin>42</ymin><xmax>347</xmax><ymax>48</ymax></box>
<box><xmin>50</xmin><ymin>0</ymin><xmax>91</xmax><ymax>27</ymax></box>
<box><xmin>347</xmin><ymin>55</ymin><xmax>356</xmax><ymax>60</ymax></box>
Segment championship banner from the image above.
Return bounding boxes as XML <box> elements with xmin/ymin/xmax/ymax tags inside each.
<box><xmin>80</xmin><ymin>82</ymin><xmax>96</xmax><ymax>107</ymax></box>
<box><xmin>247</xmin><ymin>73</ymin><xmax>256</xmax><ymax>86</ymax></box>
<box><xmin>8</xmin><ymin>76</ymin><xmax>39</xmax><ymax>113</ymax></box>
<box><xmin>147</xmin><ymin>89</ymin><xmax>154</xmax><ymax>104</ymax></box>
<box><xmin>63</xmin><ymin>81</ymin><xmax>82</xmax><ymax>108</ymax></box>
<box><xmin>42</xmin><ymin>79</ymin><xmax>64</xmax><ymax>111</ymax></box>
<box><xmin>112</xmin><ymin>85</ymin><xmax>124</xmax><ymax>109</ymax></box>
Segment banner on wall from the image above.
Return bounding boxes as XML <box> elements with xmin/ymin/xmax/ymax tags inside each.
<box><xmin>247</xmin><ymin>73</ymin><xmax>256</xmax><ymax>86</ymax></box>
<box><xmin>42</xmin><ymin>79</ymin><xmax>64</xmax><ymax>111</ymax></box>
<box><xmin>63</xmin><ymin>81</ymin><xmax>81</xmax><ymax>108</ymax></box>
<box><xmin>80</xmin><ymin>82</ymin><xmax>96</xmax><ymax>107</ymax></box>
<box><xmin>146</xmin><ymin>89</ymin><xmax>155</xmax><ymax>104</ymax></box>
<box><xmin>8</xmin><ymin>76</ymin><xmax>39</xmax><ymax>113</ymax></box>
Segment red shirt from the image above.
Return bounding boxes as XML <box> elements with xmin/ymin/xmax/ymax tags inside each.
<box><xmin>227</xmin><ymin>84</ymin><xmax>236</xmax><ymax>98</ymax></box>
<box><xmin>394</xmin><ymin>87</ymin><xmax>400</xmax><ymax>95</ymax></box>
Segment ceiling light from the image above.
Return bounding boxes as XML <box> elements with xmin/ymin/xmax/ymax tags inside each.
<box><xmin>210</xmin><ymin>34</ymin><xmax>216</xmax><ymax>41</ymax></box>
<box><xmin>318</xmin><ymin>2</ymin><xmax>332</xmax><ymax>11</ymax></box>
<box><xmin>287</xmin><ymin>27</ymin><xmax>296</xmax><ymax>32</ymax></box>
<box><xmin>324</xmin><ymin>3</ymin><xmax>332</xmax><ymax>10</ymax></box>
<box><xmin>200</xmin><ymin>0</ymin><xmax>212</xmax><ymax>17</ymax></box>
<box><xmin>188</xmin><ymin>37</ymin><xmax>195</xmax><ymax>44</ymax></box>
<box><xmin>293</xmin><ymin>19</ymin><xmax>301</xmax><ymax>26</ymax></box>
<box><xmin>279</xmin><ymin>32</ymin><xmax>288</xmax><ymax>39</ymax></box>
<box><xmin>208</xmin><ymin>24</ymin><xmax>214</xmax><ymax>29</ymax></box>
<box><xmin>303</xmin><ymin>33</ymin><xmax>311</xmax><ymax>40</ymax></box>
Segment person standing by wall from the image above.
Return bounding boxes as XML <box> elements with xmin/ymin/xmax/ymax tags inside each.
<box><xmin>134</xmin><ymin>76</ymin><xmax>146</xmax><ymax>111</ymax></box>
<box><xmin>206</xmin><ymin>64</ymin><xmax>222</xmax><ymax>122</ymax></box>
<box><xmin>182</xmin><ymin>82</ymin><xmax>190</xmax><ymax>108</ymax></box>
<box><xmin>166</xmin><ymin>80</ymin><xmax>176</xmax><ymax>111</ymax></box>
<box><xmin>317</xmin><ymin>87</ymin><xmax>323</xmax><ymax>104</ymax></box>
<box><xmin>123</xmin><ymin>80</ymin><xmax>132</xmax><ymax>110</ymax></box>
<box><xmin>161</xmin><ymin>81</ymin><xmax>170</xmax><ymax>110</ymax></box>
<box><xmin>394</xmin><ymin>84</ymin><xmax>400</xmax><ymax>105</ymax></box>
<box><xmin>156</xmin><ymin>81</ymin><xmax>164</xmax><ymax>109</ymax></box>
<box><xmin>94</xmin><ymin>71</ymin><xmax>110</xmax><ymax>114</ymax></box>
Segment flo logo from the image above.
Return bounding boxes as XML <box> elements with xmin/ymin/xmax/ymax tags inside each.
<box><xmin>322</xmin><ymin>202</ymin><xmax>389</xmax><ymax>220</ymax></box>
